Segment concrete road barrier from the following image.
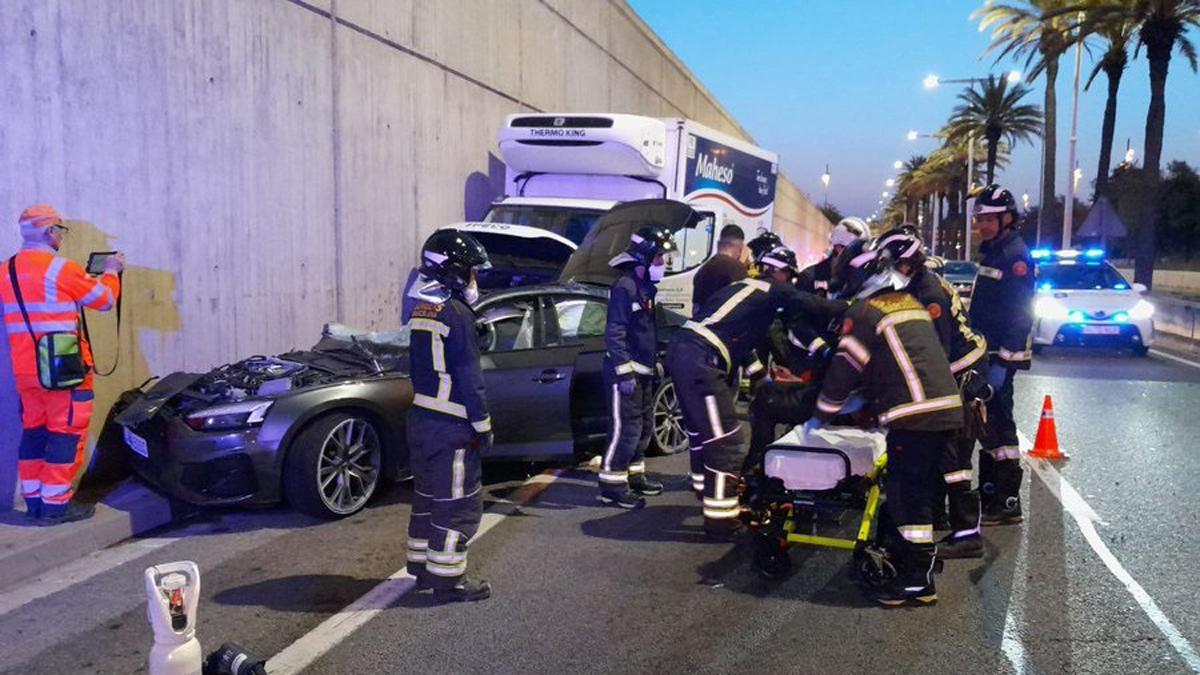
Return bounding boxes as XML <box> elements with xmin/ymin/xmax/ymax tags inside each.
<box><xmin>1149</xmin><ymin>293</ymin><xmax>1200</xmax><ymax>342</ymax></box>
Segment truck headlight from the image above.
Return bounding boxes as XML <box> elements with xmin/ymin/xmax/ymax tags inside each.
<box><xmin>1128</xmin><ymin>299</ymin><xmax>1155</xmax><ymax>320</ymax></box>
<box><xmin>1034</xmin><ymin>296</ymin><xmax>1069</xmax><ymax>320</ymax></box>
<box><xmin>185</xmin><ymin>400</ymin><xmax>273</xmax><ymax>431</ymax></box>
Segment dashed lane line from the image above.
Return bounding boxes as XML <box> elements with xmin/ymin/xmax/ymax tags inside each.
<box><xmin>266</xmin><ymin>469</ymin><xmax>563</xmax><ymax>675</ymax></box>
<box><xmin>1019</xmin><ymin>432</ymin><xmax>1200</xmax><ymax>672</ymax></box>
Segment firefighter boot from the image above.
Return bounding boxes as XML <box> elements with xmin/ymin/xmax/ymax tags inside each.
<box><xmin>629</xmin><ymin>473</ymin><xmax>664</xmax><ymax>496</ymax></box>
<box><xmin>871</xmin><ymin>545</ymin><xmax>938</xmax><ymax>607</ymax></box>
<box><xmin>434</xmin><ymin>578</ymin><xmax>492</xmax><ymax>604</ymax></box>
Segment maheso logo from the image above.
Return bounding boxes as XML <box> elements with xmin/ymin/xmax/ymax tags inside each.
<box><xmin>694</xmin><ymin>152</ymin><xmax>735</xmax><ymax>185</ymax></box>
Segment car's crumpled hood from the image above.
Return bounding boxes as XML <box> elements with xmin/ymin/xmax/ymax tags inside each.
<box><xmin>114</xmin><ymin>372</ymin><xmax>203</xmax><ymax>426</ymax></box>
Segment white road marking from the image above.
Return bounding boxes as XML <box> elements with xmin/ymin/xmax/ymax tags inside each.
<box><xmin>1000</xmin><ymin>523</ymin><xmax>1029</xmax><ymax>674</ymax></box>
<box><xmin>1018</xmin><ymin>432</ymin><xmax>1200</xmax><ymax>672</ymax></box>
<box><xmin>1150</xmin><ymin>348</ymin><xmax>1200</xmax><ymax>371</ymax></box>
<box><xmin>267</xmin><ymin>470</ymin><xmax>563</xmax><ymax>675</ymax></box>
<box><xmin>0</xmin><ymin>536</ymin><xmax>179</xmax><ymax>617</ymax></box>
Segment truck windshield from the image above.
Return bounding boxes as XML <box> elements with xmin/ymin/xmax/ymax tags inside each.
<box><xmin>483</xmin><ymin>205</ymin><xmax>605</xmax><ymax>245</ymax></box>
<box><xmin>1036</xmin><ymin>262</ymin><xmax>1129</xmax><ymax>290</ymax></box>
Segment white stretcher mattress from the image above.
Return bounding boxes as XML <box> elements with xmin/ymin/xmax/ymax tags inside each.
<box><xmin>763</xmin><ymin>426</ymin><xmax>886</xmax><ymax>491</ymax></box>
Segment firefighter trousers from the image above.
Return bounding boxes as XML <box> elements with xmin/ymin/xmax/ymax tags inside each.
<box><xmin>666</xmin><ymin>338</ymin><xmax>744</xmax><ymax>527</ymax></box>
<box><xmin>405</xmin><ymin>409</ymin><xmax>482</xmax><ymax>589</ymax></box>
<box><xmin>882</xmin><ymin>429</ymin><xmax>948</xmax><ymax>585</ymax></box>
<box><xmin>747</xmin><ymin>380</ymin><xmax>817</xmax><ymax>471</ymax></box>
<box><xmin>980</xmin><ymin>368</ymin><xmax>1023</xmax><ymax>509</ymax></box>
<box><xmin>16</xmin><ymin>374</ymin><xmax>94</xmax><ymax>516</ymax></box>
<box><xmin>598</xmin><ymin>376</ymin><xmax>654</xmax><ymax>495</ymax></box>
<box><xmin>935</xmin><ymin>430</ymin><xmax>981</xmax><ymax>539</ymax></box>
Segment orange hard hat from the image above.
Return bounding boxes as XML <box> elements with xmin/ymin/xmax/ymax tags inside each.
<box><xmin>19</xmin><ymin>204</ymin><xmax>63</xmax><ymax>236</ymax></box>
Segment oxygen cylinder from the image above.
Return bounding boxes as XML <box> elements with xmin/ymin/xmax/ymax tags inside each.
<box><xmin>144</xmin><ymin>561</ymin><xmax>203</xmax><ymax>675</ymax></box>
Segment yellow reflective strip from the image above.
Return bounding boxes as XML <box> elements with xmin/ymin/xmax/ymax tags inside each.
<box><xmin>875</xmin><ymin>309</ymin><xmax>931</xmax><ymax>333</ymax></box>
<box><xmin>702</xmin><ymin>280</ymin><xmax>767</xmax><ymax>326</ymax></box>
<box><xmin>614</xmin><ymin>362</ymin><xmax>636</xmax><ymax>375</ymax></box>
<box><xmin>471</xmin><ymin>417</ymin><xmax>492</xmax><ymax>433</ymax></box>
<box><xmin>978</xmin><ymin>266</ymin><xmax>1003</xmax><ymax>280</ymax></box>
<box><xmin>409</xmin><ymin>318</ymin><xmax>450</xmax><ymax>336</ymax></box>
<box><xmin>631</xmin><ymin>362</ymin><xmax>654</xmax><ymax>375</ymax></box>
<box><xmin>413</xmin><ymin>393</ymin><xmax>467</xmax><ymax>418</ymax></box>
<box><xmin>838</xmin><ymin>335</ymin><xmax>870</xmax><ymax>366</ymax></box>
<box><xmin>882</xmin><ymin>324</ymin><xmax>924</xmax><ymax>402</ymax></box>
<box><xmin>683</xmin><ymin>321</ymin><xmax>731</xmax><ymax>372</ymax></box>
<box><xmin>878</xmin><ymin>395</ymin><xmax>961</xmax><ymax>424</ymax></box>
<box><xmin>997</xmin><ymin>347</ymin><xmax>1031</xmax><ymax>361</ymax></box>
<box><xmin>950</xmin><ymin>339</ymin><xmax>987</xmax><ymax>375</ymax></box>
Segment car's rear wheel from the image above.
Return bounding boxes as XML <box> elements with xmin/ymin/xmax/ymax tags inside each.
<box><xmin>650</xmin><ymin>378</ymin><xmax>688</xmax><ymax>455</ymax></box>
<box><xmin>284</xmin><ymin>412</ymin><xmax>382</xmax><ymax>519</ymax></box>
<box><xmin>1133</xmin><ymin>345</ymin><xmax>1150</xmax><ymax>357</ymax></box>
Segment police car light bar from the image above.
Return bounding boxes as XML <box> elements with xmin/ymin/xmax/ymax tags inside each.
<box><xmin>1031</xmin><ymin>248</ymin><xmax>1106</xmax><ymax>262</ymax></box>
<box><xmin>1031</xmin><ymin>248</ymin><xmax>1052</xmax><ymax>259</ymax></box>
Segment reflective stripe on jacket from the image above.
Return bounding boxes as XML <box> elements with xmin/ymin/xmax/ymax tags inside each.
<box><xmin>0</xmin><ymin>246</ymin><xmax>120</xmax><ymax>376</ymax></box>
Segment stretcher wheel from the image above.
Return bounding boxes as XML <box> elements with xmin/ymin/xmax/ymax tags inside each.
<box><xmin>752</xmin><ymin>534</ymin><xmax>792</xmax><ymax>579</ymax></box>
<box><xmin>853</xmin><ymin>546</ymin><xmax>896</xmax><ymax>588</ymax></box>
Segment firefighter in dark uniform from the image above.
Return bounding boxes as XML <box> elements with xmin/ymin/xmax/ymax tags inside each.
<box><xmin>968</xmin><ymin>185</ymin><xmax>1035</xmax><ymax>526</ymax></box>
<box><xmin>404</xmin><ymin>229</ymin><xmax>494</xmax><ymax>603</ymax></box>
<box><xmin>815</xmin><ymin>238</ymin><xmax>963</xmax><ymax>607</ymax></box>
<box><xmin>744</xmin><ymin>230</ymin><xmax>783</xmax><ymax>278</ymax></box>
<box><xmin>598</xmin><ymin>224</ymin><xmax>678</xmax><ymax>509</ymax></box>
<box><xmin>666</xmin><ymin>246</ymin><xmax>843</xmax><ymax>540</ymax></box>
<box><xmin>796</xmin><ymin>217</ymin><xmax>872</xmax><ymax>297</ymax></box>
<box><xmin>876</xmin><ymin>228</ymin><xmax>991</xmax><ymax>559</ymax></box>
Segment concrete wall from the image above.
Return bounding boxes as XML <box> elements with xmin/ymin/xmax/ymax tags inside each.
<box><xmin>0</xmin><ymin>0</ymin><xmax>830</xmax><ymax>508</ymax></box>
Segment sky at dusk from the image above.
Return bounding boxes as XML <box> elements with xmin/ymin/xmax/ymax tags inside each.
<box><xmin>628</xmin><ymin>0</ymin><xmax>1200</xmax><ymax>220</ymax></box>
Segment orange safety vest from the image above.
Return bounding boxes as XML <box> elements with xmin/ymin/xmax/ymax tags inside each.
<box><xmin>0</xmin><ymin>245</ymin><xmax>121</xmax><ymax>376</ymax></box>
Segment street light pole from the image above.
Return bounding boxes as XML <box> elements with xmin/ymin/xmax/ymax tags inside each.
<box><xmin>1063</xmin><ymin>12</ymin><xmax>1084</xmax><ymax>249</ymax></box>
<box><xmin>966</xmin><ymin>131</ymin><xmax>975</xmax><ymax>258</ymax></box>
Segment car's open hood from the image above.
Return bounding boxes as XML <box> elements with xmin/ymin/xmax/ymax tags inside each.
<box><xmin>444</xmin><ymin>222</ymin><xmax>577</xmax><ymax>288</ymax></box>
<box><xmin>557</xmin><ymin>199</ymin><xmax>701</xmax><ymax>287</ymax></box>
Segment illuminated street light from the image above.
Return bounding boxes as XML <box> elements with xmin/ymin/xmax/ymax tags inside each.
<box><xmin>906</xmin><ymin>130</ymin><xmax>919</xmax><ymax>141</ymax></box>
<box><xmin>885</xmin><ymin>178</ymin><xmax>895</xmax><ymax>188</ymax></box>
<box><xmin>1125</xmin><ymin>147</ymin><xmax>1136</xmax><ymax>164</ymax></box>
<box><xmin>882</xmin><ymin>191</ymin><xmax>890</xmax><ymax>198</ymax></box>
<box><xmin>1007</xmin><ymin>70</ymin><xmax>1023</xmax><ymax>84</ymax></box>
<box><xmin>893</xmin><ymin>160</ymin><xmax>903</xmax><ymax>170</ymax></box>
<box><xmin>1022</xmin><ymin>191</ymin><xmax>1031</xmax><ymax>210</ymax></box>
<box><xmin>820</xmin><ymin>164</ymin><xmax>831</xmax><ymax>206</ymax></box>
<box><xmin>923</xmin><ymin>74</ymin><xmax>940</xmax><ymax>89</ymax></box>
<box><xmin>1073</xmin><ymin>167</ymin><xmax>1083</xmax><ymax>191</ymax></box>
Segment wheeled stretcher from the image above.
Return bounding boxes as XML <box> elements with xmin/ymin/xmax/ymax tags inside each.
<box><xmin>741</xmin><ymin>424</ymin><xmax>897</xmax><ymax>583</ymax></box>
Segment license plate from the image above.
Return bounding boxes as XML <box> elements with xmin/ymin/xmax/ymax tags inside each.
<box><xmin>1082</xmin><ymin>325</ymin><xmax>1121</xmax><ymax>335</ymax></box>
<box><xmin>123</xmin><ymin>427</ymin><xmax>149</xmax><ymax>458</ymax></box>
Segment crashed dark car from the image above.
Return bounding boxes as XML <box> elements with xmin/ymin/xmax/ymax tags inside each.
<box><xmin>116</xmin><ymin>200</ymin><xmax>696</xmax><ymax>519</ymax></box>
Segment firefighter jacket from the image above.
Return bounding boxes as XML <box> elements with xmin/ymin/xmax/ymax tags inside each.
<box><xmin>796</xmin><ymin>255</ymin><xmax>834</xmax><ymax>297</ymax></box>
<box><xmin>816</xmin><ymin>290</ymin><xmax>963</xmax><ymax>432</ymax></box>
<box><xmin>906</xmin><ymin>267</ymin><xmax>988</xmax><ymax>378</ymax></box>
<box><xmin>684</xmin><ymin>278</ymin><xmax>843</xmax><ymax>377</ymax></box>
<box><xmin>969</xmin><ymin>228</ymin><xmax>1035</xmax><ymax>370</ymax></box>
<box><xmin>604</xmin><ymin>268</ymin><xmax>658</xmax><ymax>381</ymax></box>
<box><xmin>407</xmin><ymin>290</ymin><xmax>492</xmax><ymax>434</ymax></box>
<box><xmin>1</xmin><ymin>243</ymin><xmax>121</xmax><ymax>377</ymax></box>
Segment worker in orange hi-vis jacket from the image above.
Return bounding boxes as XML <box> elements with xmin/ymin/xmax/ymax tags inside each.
<box><xmin>0</xmin><ymin>205</ymin><xmax>124</xmax><ymax>525</ymax></box>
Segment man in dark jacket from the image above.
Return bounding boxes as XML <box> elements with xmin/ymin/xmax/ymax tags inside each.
<box><xmin>598</xmin><ymin>224</ymin><xmax>678</xmax><ymax>509</ymax></box>
<box><xmin>816</xmin><ymin>238</ymin><xmax>963</xmax><ymax>607</ymax></box>
<box><xmin>404</xmin><ymin>229</ymin><xmax>494</xmax><ymax>603</ymax></box>
<box><xmin>691</xmin><ymin>224</ymin><xmax>747</xmax><ymax>316</ymax></box>
<box><xmin>968</xmin><ymin>185</ymin><xmax>1035</xmax><ymax>526</ymax></box>
<box><xmin>667</xmin><ymin>246</ymin><xmax>844</xmax><ymax>540</ymax></box>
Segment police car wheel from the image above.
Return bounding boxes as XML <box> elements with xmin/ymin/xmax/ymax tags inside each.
<box><xmin>1133</xmin><ymin>346</ymin><xmax>1150</xmax><ymax>357</ymax></box>
<box><xmin>650</xmin><ymin>378</ymin><xmax>688</xmax><ymax>455</ymax></box>
<box><xmin>284</xmin><ymin>412</ymin><xmax>382</xmax><ymax>519</ymax></box>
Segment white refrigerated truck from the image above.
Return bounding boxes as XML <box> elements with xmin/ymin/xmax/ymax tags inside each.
<box><xmin>450</xmin><ymin>113</ymin><xmax>779</xmax><ymax>315</ymax></box>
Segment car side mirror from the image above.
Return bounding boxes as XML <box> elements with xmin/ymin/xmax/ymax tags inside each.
<box><xmin>1132</xmin><ymin>282</ymin><xmax>1148</xmax><ymax>294</ymax></box>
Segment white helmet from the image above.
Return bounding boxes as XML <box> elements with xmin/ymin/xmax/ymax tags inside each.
<box><xmin>831</xmin><ymin>217</ymin><xmax>872</xmax><ymax>249</ymax></box>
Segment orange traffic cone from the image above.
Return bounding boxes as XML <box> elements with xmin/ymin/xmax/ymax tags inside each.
<box><xmin>1029</xmin><ymin>395</ymin><xmax>1066</xmax><ymax>460</ymax></box>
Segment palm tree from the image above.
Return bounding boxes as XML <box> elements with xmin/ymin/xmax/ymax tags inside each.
<box><xmin>896</xmin><ymin>155</ymin><xmax>930</xmax><ymax>223</ymax></box>
<box><xmin>975</xmin><ymin>0</ymin><xmax>1079</xmax><ymax>243</ymax></box>
<box><xmin>1080</xmin><ymin>5</ymin><xmax>1139</xmax><ymax>196</ymax></box>
<box><xmin>946</xmin><ymin>75</ymin><xmax>1043</xmax><ymax>184</ymax></box>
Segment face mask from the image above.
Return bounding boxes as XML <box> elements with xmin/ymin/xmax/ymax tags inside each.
<box><xmin>648</xmin><ymin>262</ymin><xmax>666</xmax><ymax>283</ymax></box>
<box><xmin>463</xmin><ymin>279</ymin><xmax>480</xmax><ymax>304</ymax></box>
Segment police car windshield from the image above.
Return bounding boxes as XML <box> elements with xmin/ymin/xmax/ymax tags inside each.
<box><xmin>1037</xmin><ymin>262</ymin><xmax>1128</xmax><ymax>290</ymax></box>
<box><xmin>483</xmin><ymin>205</ymin><xmax>604</xmax><ymax>245</ymax></box>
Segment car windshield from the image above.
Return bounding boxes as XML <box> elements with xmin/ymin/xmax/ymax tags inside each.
<box><xmin>1037</xmin><ymin>262</ymin><xmax>1129</xmax><ymax>290</ymax></box>
<box><xmin>943</xmin><ymin>261</ymin><xmax>976</xmax><ymax>276</ymax></box>
<box><xmin>483</xmin><ymin>205</ymin><xmax>605</xmax><ymax>245</ymax></box>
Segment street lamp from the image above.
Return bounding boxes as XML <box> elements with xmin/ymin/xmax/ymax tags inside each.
<box><xmin>1073</xmin><ymin>166</ymin><xmax>1083</xmax><ymax>192</ymax></box>
<box><xmin>820</xmin><ymin>164</ymin><xmax>831</xmax><ymax>206</ymax></box>
<box><xmin>1006</xmin><ymin>70</ymin><xmax>1022</xmax><ymax>84</ymax></box>
<box><xmin>885</xmin><ymin>178</ymin><xmax>895</xmax><ymax>188</ymax></box>
<box><xmin>893</xmin><ymin>160</ymin><xmax>903</xmax><ymax>170</ymax></box>
<box><xmin>923</xmin><ymin>74</ymin><xmax>940</xmax><ymax>89</ymax></box>
<box><xmin>1022</xmin><ymin>191</ymin><xmax>1031</xmax><ymax>211</ymax></box>
<box><xmin>882</xmin><ymin>191</ymin><xmax>890</xmax><ymax>198</ymax></box>
<box><xmin>906</xmin><ymin>130</ymin><xmax>920</xmax><ymax>141</ymax></box>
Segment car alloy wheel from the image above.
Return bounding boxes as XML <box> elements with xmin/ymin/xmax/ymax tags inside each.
<box><xmin>652</xmin><ymin>379</ymin><xmax>688</xmax><ymax>455</ymax></box>
<box><xmin>317</xmin><ymin>417</ymin><xmax>382</xmax><ymax>515</ymax></box>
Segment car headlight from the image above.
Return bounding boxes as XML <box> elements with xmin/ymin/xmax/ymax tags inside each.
<box><xmin>185</xmin><ymin>400</ymin><xmax>273</xmax><ymax>431</ymax></box>
<box><xmin>1034</xmin><ymin>296</ymin><xmax>1069</xmax><ymax>320</ymax></box>
<box><xmin>1128</xmin><ymin>299</ymin><xmax>1155</xmax><ymax>320</ymax></box>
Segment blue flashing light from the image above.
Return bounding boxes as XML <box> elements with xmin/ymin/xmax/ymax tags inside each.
<box><xmin>1068</xmin><ymin>310</ymin><xmax>1086</xmax><ymax>323</ymax></box>
<box><xmin>1084</xmin><ymin>248</ymin><xmax>1105</xmax><ymax>259</ymax></box>
<box><xmin>1114</xmin><ymin>312</ymin><xmax>1129</xmax><ymax>323</ymax></box>
<box><xmin>1039</xmin><ymin>281</ymin><xmax>1054</xmax><ymax>291</ymax></box>
<box><xmin>1114</xmin><ymin>283</ymin><xmax>1128</xmax><ymax>290</ymax></box>
<box><xmin>1031</xmin><ymin>248</ymin><xmax>1052</xmax><ymax>259</ymax></box>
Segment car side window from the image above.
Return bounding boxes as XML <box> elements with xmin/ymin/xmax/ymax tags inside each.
<box><xmin>666</xmin><ymin>211</ymin><xmax>716</xmax><ymax>275</ymax></box>
<box><xmin>552</xmin><ymin>296</ymin><xmax>608</xmax><ymax>343</ymax></box>
<box><xmin>477</xmin><ymin>299</ymin><xmax>538</xmax><ymax>352</ymax></box>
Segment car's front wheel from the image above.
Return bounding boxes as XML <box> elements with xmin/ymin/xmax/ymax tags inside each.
<box><xmin>650</xmin><ymin>378</ymin><xmax>688</xmax><ymax>455</ymax></box>
<box><xmin>284</xmin><ymin>411</ymin><xmax>382</xmax><ymax>518</ymax></box>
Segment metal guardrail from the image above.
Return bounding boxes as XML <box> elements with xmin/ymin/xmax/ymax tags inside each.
<box><xmin>1150</xmin><ymin>293</ymin><xmax>1199</xmax><ymax>342</ymax></box>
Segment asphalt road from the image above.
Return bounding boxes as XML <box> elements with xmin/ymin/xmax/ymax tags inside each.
<box><xmin>1</xmin><ymin>346</ymin><xmax>1198</xmax><ymax>674</ymax></box>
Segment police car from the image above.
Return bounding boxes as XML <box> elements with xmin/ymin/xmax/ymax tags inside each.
<box><xmin>1031</xmin><ymin>248</ymin><xmax>1155</xmax><ymax>356</ymax></box>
